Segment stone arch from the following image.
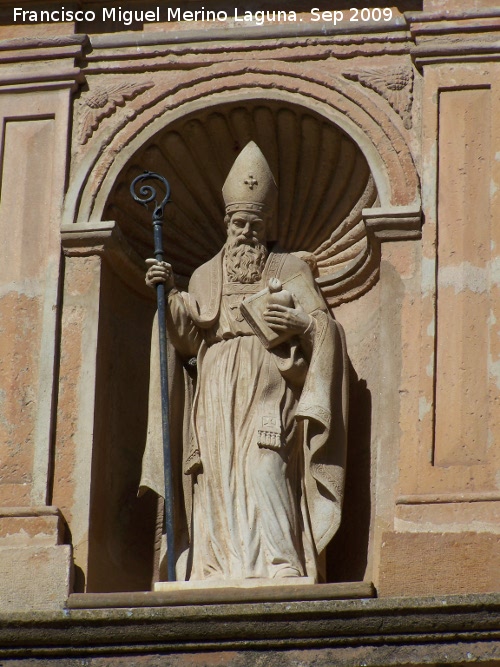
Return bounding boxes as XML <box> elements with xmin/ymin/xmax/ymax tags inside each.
<box><xmin>64</xmin><ymin>63</ymin><xmax>420</xmax><ymax>304</ymax></box>
<box><xmin>67</xmin><ymin>62</ymin><xmax>419</xmax><ymax>217</ymax></box>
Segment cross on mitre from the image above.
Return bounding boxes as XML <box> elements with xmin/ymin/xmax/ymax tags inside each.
<box><xmin>244</xmin><ymin>174</ymin><xmax>258</xmax><ymax>190</ymax></box>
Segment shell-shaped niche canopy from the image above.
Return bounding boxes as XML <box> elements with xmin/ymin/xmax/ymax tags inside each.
<box><xmin>105</xmin><ymin>100</ymin><xmax>378</xmax><ymax>299</ymax></box>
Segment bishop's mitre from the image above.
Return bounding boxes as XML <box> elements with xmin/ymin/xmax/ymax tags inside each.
<box><xmin>222</xmin><ymin>141</ymin><xmax>278</xmax><ymax>214</ymax></box>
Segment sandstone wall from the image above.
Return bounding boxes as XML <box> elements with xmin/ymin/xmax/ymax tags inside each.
<box><xmin>0</xmin><ymin>0</ymin><xmax>498</xmax><ymax>610</ymax></box>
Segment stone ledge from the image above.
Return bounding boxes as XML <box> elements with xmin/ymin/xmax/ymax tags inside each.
<box><xmin>0</xmin><ymin>643</ymin><xmax>498</xmax><ymax>666</ymax></box>
<box><xmin>70</xmin><ymin>581</ymin><xmax>375</xmax><ymax>608</ymax></box>
<box><xmin>0</xmin><ymin>593</ymin><xmax>497</xmax><ymax>660</ymax></box>
<box><xmin>89</xmin><ymin>17</ymin><xmax>409</xmax><ymax>51</ymax></box>
<box><xmin>0</xmin><ymin>35</ymin><xmax>86</xmax><ymax>91</ymax></box>
<box><xmin>0</xmin><ymin>34</ymin><xmax>88</xmax><ymax>53</ymax></box>
<box><xmin>363</xmin><ymin>205</ymin><xmax>422</xmax><ymax>241</ymax></box>
<box><xmin>61</xmin><ymin>220</ymin><xmax>152</xmax><ymax>298</ymax></box>
<box><xmin>0</xmin><ymin>506</ymin><xmax>66</xmax><ymax>547</ymax></box>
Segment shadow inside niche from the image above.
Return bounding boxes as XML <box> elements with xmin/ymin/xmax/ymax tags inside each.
<box><xmin>86</xmin><ymin>262</ymin><xmax>158</xmax><ymax>594</ymax></box>
<box><xmin>326</xmin><ymin>361</ymin><xmax>372</xmax><ymax>583</ymax></box>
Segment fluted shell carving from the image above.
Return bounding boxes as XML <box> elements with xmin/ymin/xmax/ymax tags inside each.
<box><xmin>343</xmin><ymin>66</ymin><xmax>414</xmax><ymax>130</ymax></box>
<box><xmin>106</xmin><ymin>101</ymin><xmax>378</xmax><ymax>302</ymax></box>
<box><xmin>78</xmin><ymin>80</ymin><xmax>154</xmax><ymax>144</ymax></box>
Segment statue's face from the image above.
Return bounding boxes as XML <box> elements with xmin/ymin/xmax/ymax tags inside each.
<box><xmin>227</xmin><ymin>211</ymin><xmax>266</xmax><ymax>247</ymax></box>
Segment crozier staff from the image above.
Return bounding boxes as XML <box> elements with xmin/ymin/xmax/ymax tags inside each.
<box><xmin>130</xmin><ymin>171</ymin><xmax>176</xmax><ymax>582</ymax></box>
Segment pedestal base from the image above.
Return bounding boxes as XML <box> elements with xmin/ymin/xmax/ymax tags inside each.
<box><xmin>154</xmin><ymin>576</ymin><xmax>315</xmax><ymax>592</ymax></box>
<box><xmin>0</xmin><ymin>507</ymin><xmax>72</xmax><ymax>611</ymax></box>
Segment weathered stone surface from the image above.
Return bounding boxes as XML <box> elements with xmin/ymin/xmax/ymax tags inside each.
<box><xmin>0</xmin><ymin>544</ymin><xmax>72</xmax><ymax>611</ymax></box>
<box><xmin>0</xmin><ymin>594</ymin><xmax>498</xmax><ymax>663</ymax></box>
<box><xmin>70</xmin><ymin>582</ymin><xmax>375</xmax><ymax>608</ymax></box>
<box><xmin>0</xmin><ymin>0</ymin><xmax>498</xmax><ymax>620</ymax></box>
<box><xmin>154</xmin><ymin>577</ymin><xmax>316</xmax><ymax>592</ymax></box>
<box><xmin>0</xmin><ymin>515</ymin><xmax>60</xmax><ymax>546</ymax></box>
<box><xmin>378</xmin><ymin>532</ymin><xmax>500</xmax><ymax>597</ymax></box>
<box><xmin>434</xmin><ymin>86</ymin><xmax>494</xmax><ymax>468</ymax></box>
<box><xmin>0</xmin><ymin>33</ymin><xmax>83</xmax><ymax>514</ymax></box>
<box><xmin>0</xmin><ymin>508</ymin><xmax>71</xmax><ymax>611</ymax></box>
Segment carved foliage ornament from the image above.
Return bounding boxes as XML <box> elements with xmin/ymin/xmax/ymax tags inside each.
<box><xmin>343</xmin><ymin>66</ymin><xmax>414</xmax><ymax>129</ymax></box>
<box><xmin>78</xmin><ymin>80</ymin><xmax>154</xmax><ymax>144</ymax></box>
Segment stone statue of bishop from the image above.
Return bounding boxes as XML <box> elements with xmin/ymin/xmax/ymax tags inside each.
<box><xmin>142</xmin><ymin>141</ymin><xmax>348</xmax><ymax>584</ymax></box>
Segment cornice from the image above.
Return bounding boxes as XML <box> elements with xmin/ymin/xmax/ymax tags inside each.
<box><xmin>0</xmin><ymin>33</ymin><xmax>88</xmax><ymax>52</ymax></box>
<box><xmin>0</xmin><ymin>34</ymin><xmax>87</xmax><ymax>91</ymax></box>
<box><xmin>90</xmin><ymin>16</ymin><xmax>408</xmax><ymax>50</ymax></box>
<box><xmin>2</xmin><ymin>8</ymin><xmax>497</xmax><ymax>77</ymax></box>
<box><xmin>84</xmin><ymin>25</ymin><xmax>412</xmax><ymax>74</ymax></box>
<box><xmin>405</xmin><ymin>8</ymin><xmax>500</xmax><ymax>26</ymax></box>
<box><xmin>61</xmin><ymin>221</ymin><xmax>152</xmax><ymax>299</ymax></box>
<box><xmin>404</xmin><ymin>9</ymin><xmax>500</xmax><ymax>67</ymax></box>
<box><xmin>0</xmin><ymin>593</ymin><xmax>498</xmax><ymax>658</ymax></box>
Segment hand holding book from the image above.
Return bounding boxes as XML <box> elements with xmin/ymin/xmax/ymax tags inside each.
<box><xmin>263</xmin><ymin>278</ymin><xmax>310</xmax><ymax>337</ymax></box>
<box><xmin>240</xmin><ymin>274</ymin><xmax>325</xmax><ymax>349</ymax></box>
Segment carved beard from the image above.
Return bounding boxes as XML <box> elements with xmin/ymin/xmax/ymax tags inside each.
<box><xmin>225</xmin><ymin>238</ymin><xmax>267</xmax><ymax>284</ymax></box>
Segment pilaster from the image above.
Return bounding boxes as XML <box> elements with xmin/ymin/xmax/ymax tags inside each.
<box><xmin>0</xmin><ymin>34</ymin><xmax>85</xmax><ymax>609</ymax></box>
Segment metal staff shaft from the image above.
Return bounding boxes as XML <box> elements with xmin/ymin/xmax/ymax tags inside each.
<box><xmin>130</xmin><ymin>171</ymin><xmax>176</xmax><ymax>582</ymax></box>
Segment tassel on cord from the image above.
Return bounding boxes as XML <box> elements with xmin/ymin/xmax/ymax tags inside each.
<box><xmin>257</xmin><ymin>430</ymin><xmax>283</xmax><ymax>451</ymax></box>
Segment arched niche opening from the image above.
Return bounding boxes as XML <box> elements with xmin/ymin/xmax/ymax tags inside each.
<box><xmin>105</xmin><ymin>99</ymin><xmax>378</xmax><ymax>292</ymax></box>
<box><xmin>85</xmin><ymin>98</ymin><xmax>379</xmax><ymax>592</ymax></box>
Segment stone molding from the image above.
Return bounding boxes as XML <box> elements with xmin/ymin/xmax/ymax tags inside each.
<box><xmin>86</xmin><ymin>35</ymin><xmax>412</xmax><ymax>81</ymax></box>
<box><xmin>0</xmin><ymin>594</ymin><xmax>497</xmax><ymax>661</ymax></box>
<box><xmin>406</xmin><ymin>8</ymin><xmax>500</xmax><ymax>22</ymax></box>
<box><xmin>0</xmin><ymin>505</ymin><xmax>66</xmax><ymax>546</ymax></box>
<box><xmin>61</xmin><ymin>221</ymin><xmax>151</xmax><ymax>298</ymax></box>
<box><xmin>69</xmin><ymin>582</ymin><xmax>375</xmax><ymax>608</ymax></box>
<box><xmin>406</xmin><ymin>9</ymin><xmax>500</xmax><ymax>33</ymax></box>
<box><xmin>0</xmin><ymin>505</ymin><xmax>62</xmax><ymax>518</ymax></box>
<box><xmin>0</xmin><ymin>35</ymin><xmax>87</xmax><ymax>92</ymax></box>
<box><xmin>412</xmin><ymin>38</ymin><xmax>500</xmax><ymax>68</ymax></box>
<box><xmin>81</xmin><ymin>14</ymin><xmax>500</xmax><ymax>73</ymax></box>
<box><xmin>0</xmin><ymin>35</ymin><xmax>88</xmax><ymax>52</ymax></box>
<box><xmin>396</xmin><ymin>492</ymin><xmax>500</xmax><ymax>505</ymax></box>
<box><xmin>61</xmin><ymin>220</ymin><xmax>119</xmax><ymax>256</ymax></box>
<box><xmin>89</xmin><ymin>17</ymin><xmax>409</xmax><ymax>52</ymax></box>
<box><xmin>362</xmin><ymin>205</ymin><xmax>422</xmax><ymax>241</ymax></box>
<box><xmin>406</xmin><ymin>9</ymin><xmax>500</xmax><ymax>67</ymax></box>
<box><xmin>397</xmin><ymin>63</ymin><xmax>500</xmax><ymax>504</ymax></box>
<box><xmin>0</xmin><ymin>506</ymin><xmax>72</xmax><ymax>611</ymax></box>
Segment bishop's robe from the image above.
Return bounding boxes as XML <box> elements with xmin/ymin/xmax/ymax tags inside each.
<box><xmin>140</xmin><ymin>249</ymin><xmax>348</xmax><ymax>582</ymax></box>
